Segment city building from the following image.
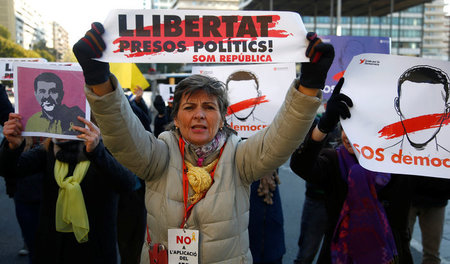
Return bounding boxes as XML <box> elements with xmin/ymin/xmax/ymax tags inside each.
<box><xmin>172</xmin><ymin>0</ymin><xmax>240</xmax><ymax>10</ymax></box>
<box><xmin>14</xmin><ymin>0</ymin><xmax>46</xmax><ymax>49</ymax></box>
<box><xmin>0</xmin><ymin>0</ymin><xmax>69</xmax><ymax>61</ymax></box>
<box><xmin>243</xmin><ymin>0</ymin><xmax>449</xmax><ymax>60</ymax></box>
<box><xmin>149</xmin><ymin>0</ymin><xmax>175</xmax><ymax>9</ymax></box>
<box><xmin>0</xmin><ymin>0</ymin><xmax>15</xmax><ymax>40</ymax></box>
<box><xmin>51</xmin><ymin>22</ymin><xmax>69</xmax><ymax>61</ymax></box>
<box><xmin>422</xmin><ymin>0</ymin><xmax>449</xmax><ymax>59</ymax></box>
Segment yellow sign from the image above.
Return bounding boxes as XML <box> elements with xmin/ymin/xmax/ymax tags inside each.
<box><xmin>110</xmin><ymin>63</ymin><xmax>149</xmax><ymax>93</ymax></box>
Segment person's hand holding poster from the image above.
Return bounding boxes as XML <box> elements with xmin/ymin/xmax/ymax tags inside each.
<box><xmin>99</xmin><ymin>9</ymin><xmax>308</xmax><ymax>63</ymax></box>
<box><xmin>341</xmin><ymin>53</ymin><xmax>450</xmax><ymax>178</ymax></box>
<box><xmin>14</xmin><ymin>63</ymin><xmax>90</xmax><ymax>140</ymax></box>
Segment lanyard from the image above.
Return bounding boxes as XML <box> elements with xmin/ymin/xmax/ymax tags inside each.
<box><xmin>178</xmin><ymin>136</ymin><xmax>225</xmax><ymax>228</ymax></box>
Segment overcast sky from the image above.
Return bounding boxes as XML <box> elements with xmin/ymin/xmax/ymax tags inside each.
<box><xmin>30</xmin><ymin>0</ymin><xmax>144</xmax><ymax>45</ymax></box>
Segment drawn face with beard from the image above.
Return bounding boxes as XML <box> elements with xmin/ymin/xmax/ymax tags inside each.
<box><xmin>34</xmin><ymin>72</ymin><xmax>64</xmax><ymax>120</ymax></box>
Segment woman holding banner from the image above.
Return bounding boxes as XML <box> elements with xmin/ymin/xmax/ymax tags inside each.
<box><xmin>72</xmin><ymin>22</ymin><xmax>333</xmax><ymax>263</ymax></box>
<box><xmin>290</xmin><ymin>78</ymin><xmax>414</xmax><ymax>264</ymax></box>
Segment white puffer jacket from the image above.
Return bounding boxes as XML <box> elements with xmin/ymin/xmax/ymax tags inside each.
<box><xmin>85</xmin><ymin>75</ymin><xmax>321</xmax><ymax>263</ymax></box>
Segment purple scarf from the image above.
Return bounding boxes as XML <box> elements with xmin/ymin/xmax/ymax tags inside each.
<box><xmin>331</xmin><ymin>146</ymin><xmax>398</xmax><ymax>264</ymax></box>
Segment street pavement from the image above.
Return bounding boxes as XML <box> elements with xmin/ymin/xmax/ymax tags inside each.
<box><xmin>0</xmin><ymin>161</ymin><xmax>449</xmax><ymax>263</ymax></box>
<box><xmin>0</xmin><ymin>178</ymin><xmax>28</xmax><ymax>264</ymax></box>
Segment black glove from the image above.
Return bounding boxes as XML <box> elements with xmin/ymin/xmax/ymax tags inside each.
<box><xmin>73</xmin><ymin>22</ymin><xmax>110</xmax><ymax>85</ymax></box>
<box><xmin>317</xmin><ymin>78</ymin><xmax>353</xmax><ymax>133</ymax></box>
<box><xmin>299</xmin><ymin>32</ymin><xmax>335</xmax><ymax>89</ymax></box>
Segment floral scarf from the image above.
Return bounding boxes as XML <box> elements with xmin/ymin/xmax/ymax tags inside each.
<box><xmin>183</xmin><ymin>130</ymin><xmax>227</xmax><ymax>166</ymax></box>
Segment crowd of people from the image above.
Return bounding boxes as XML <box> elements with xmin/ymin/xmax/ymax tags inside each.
<box><xmin>0</xmin><ymin>20</ymin><xmax>449</xmax><ymax>264</ymax></box>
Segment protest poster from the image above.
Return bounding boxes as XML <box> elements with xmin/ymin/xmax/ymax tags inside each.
<box><xmin>0</xmin><ymin>58</ymin><xmax>48</xmax><ymax>80</ymax></box>
<box><xmin>159</xmin><ymin>83</ymin><xmax>177</xmax><ymax>103</ymax></box>
<box><xmin>192</xmin><ymin>63</ymin><xmax>295</xmax><ymax>138</ymax></box>
<box><xmin>100</xmin><ymin>9</ymin><xmax>308</xmax><ymax>63</ymax></box>
<box><xmin>341</xmin><ymin>53</ymin><xmax>450</xmax><ymax>178</ymax></box>
<box><xmin>14</xmin><ymin>63</ymin><xmax>90</xmax><ymax>140</ymax></box>
<box><xmin>321</xmin><ymin>35</ymin><xmax>390</xmax><ymax>100</ymax></box>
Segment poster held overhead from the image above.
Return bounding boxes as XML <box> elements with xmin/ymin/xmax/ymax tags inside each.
<box><xmin>99</xmin><ymin>9</ymin><xmax>309</xmax><ymax>63</ymax></box>
<box><xmin>341</xmin><ymin>53</ymin><xmax>450</xmax><ymax>178</ymax></box>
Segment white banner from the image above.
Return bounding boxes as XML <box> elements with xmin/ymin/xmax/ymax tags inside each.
<box><xmin>158</xmin><ymin>83</ymin><xmax>177</xmax><ymax>103</ymax></box>
<box><xmin>341</xmin><ymin>53</ymin><xmax>450</xmax><ymax>178</ymax></box>
<box><xmin>192</xmin><ymin>63</ymin><xmax>295</xmax><ymax>138</ymax></box>
<box><xmin>100</xmin><ymin>9</ymin><xmax>308</xmax><ymax>63</ymax></box>
<box><xmin>0</xmin><ymin>58</ymin><xmax>47</xmax><ymax>80</ymax></box>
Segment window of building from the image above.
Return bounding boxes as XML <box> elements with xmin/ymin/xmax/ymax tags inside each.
<box><xmin>317</xmin><ymin>16</ymin><xmax>331</xmax><ymax>23</ymax></box>
<box><xmin>352</xmin><ymin>28</ymin><xmax>368</xmax><ymax>36</ymax></box>
<box><xmin>370</xmin><ymin>29</ymin><xmax>380</xmax><ymax>36</ymax></box>
<box><xmin>341</xmin><ymin>17</ymin><xmax>350</xmax><ymax>24</ymax></box>
<box><xmin>303</xmin><ymin>16</ymin><xmax>314</xmax><ymax>24</ymax></box>
<box><xmin>405</xmin><ymin>5</ymin><xmax>423</xmax><ymax>13</ymax></box>
<box><xmin>381</xmin><ymin>16</ymin><xmax>390</xmax><ymax>24</ymax></box>
<box><xmin>341</xmin><ymin>28</ymin><xmax>351</xmax><ymax>35</ymax></box>
<box><xmin>371</xmin><ymin>17</ymin><xmax>380</xmax><ymax>24</ymax></box>
<box><xmin>317</xmin><ymin>28</ymin><xmax>331</xmax><ymax>35</ymax></box>
<box><xmin>353</xmin><ymin>17</ymin><xmax>368</xmax><ymax>24</ymax></box>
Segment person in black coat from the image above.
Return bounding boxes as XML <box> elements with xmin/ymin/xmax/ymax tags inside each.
<box><xmin>0</xmin><ymin>83</ymin><xmax>14</xmax><ymax>125</ymax></box>
<box><xmin>1</xmin><ymin>113</ymin><xmax>135</xmax><ymax>264</ymax></box>
<box><xmin>290</xmin><ymin>79</ymin><xmax>413</xmax><ymax>264</ymax></box>
<box><xmin>153</xmin><ymin>95</ymin><xmax>169</xmax><ymax>138</ymax></box>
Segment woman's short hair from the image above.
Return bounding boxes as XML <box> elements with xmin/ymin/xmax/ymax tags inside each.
<box><xmin>171</xmin><ymin>74</ymin><xmax>229</xmax><ymax>121</ymax></box>
<box><xmin>169</xmin><ymin>74</ymin><xmax>236</xmax><ymax>136</ymax></box>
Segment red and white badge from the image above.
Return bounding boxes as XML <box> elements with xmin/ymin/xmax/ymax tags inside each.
<box><xmin>168</xmin><ymin>229</ymin><xmax>199</xmax><ymax>264</ymax></box>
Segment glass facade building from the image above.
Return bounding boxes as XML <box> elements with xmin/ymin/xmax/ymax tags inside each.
<box><xmin>302</xmin><ymin>0</ymin><xmax>449</xmax><ymax>60</ymax></box>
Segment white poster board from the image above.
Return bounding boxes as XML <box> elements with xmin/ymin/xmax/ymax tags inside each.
<box><xmin>341</xmin><ymin>53</ymin><xmax>450</xmax><ymax>178</ymax></box>
<box><xmin>100</xmin><ymin>9</ymin><xmax>308</xmax><ymax>63</ymax></box>
<box><xmin>159</xmin><ymin>84</ymin><xmax>177</xmax><ymax>103</ymax></box>
<box><xmin>192</xmin><ymin>63</ymin><xmax>295</xmax><ymax>138</ymax></box>
<box><xmin>0</xmin><ymin>58</ymin><xmax>47</xmax><ymax>80</ymax></box>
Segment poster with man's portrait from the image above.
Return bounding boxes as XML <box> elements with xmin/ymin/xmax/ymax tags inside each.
<box><xmin>192</xmin><ymin>63</ymin><xmax>296</xmax><ymax>138</ymax></box>
<box><xmin>341</xmin><ymin>54</ymin><xmax>450</xmax><ymax>179</ymax></box>
<box><xmin>14</xmin><ymin>63</ymin><xmax>90</xmax><ymax>140</ymax></box>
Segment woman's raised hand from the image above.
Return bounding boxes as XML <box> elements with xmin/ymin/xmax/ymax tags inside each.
<box><xmin>3</xmin><ymin>113</ymin><xmax>24</xmax><ymax>150</ymax></box>
<box><xmin>72</xmin><ymin>116</ymin><xmax>101</xmax><ymax>153</ymax></box>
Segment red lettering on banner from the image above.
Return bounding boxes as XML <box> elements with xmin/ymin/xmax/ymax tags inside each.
<box><xmin>219</xmin><ymin>54</ymin><xmax>272</xmax><ymax>62</ymax></box>
<box><xmin>352</xmin><ymin>144</ymin><xmax>385</xmax><ymax>161</ymax></box>
<box><xmin>192</xmin><ymin>55</ymin><xmax>216</xmax><ymax>62</ymax></box>
<box><xmin>229</xmin><ymin>122</ymin><xmax>267</xmax><ymax>132</ymax></box>
<box><xmin>352</xmin><ymin>143</ymin><xmax>449</xmax><ymax>176</ymax></box>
